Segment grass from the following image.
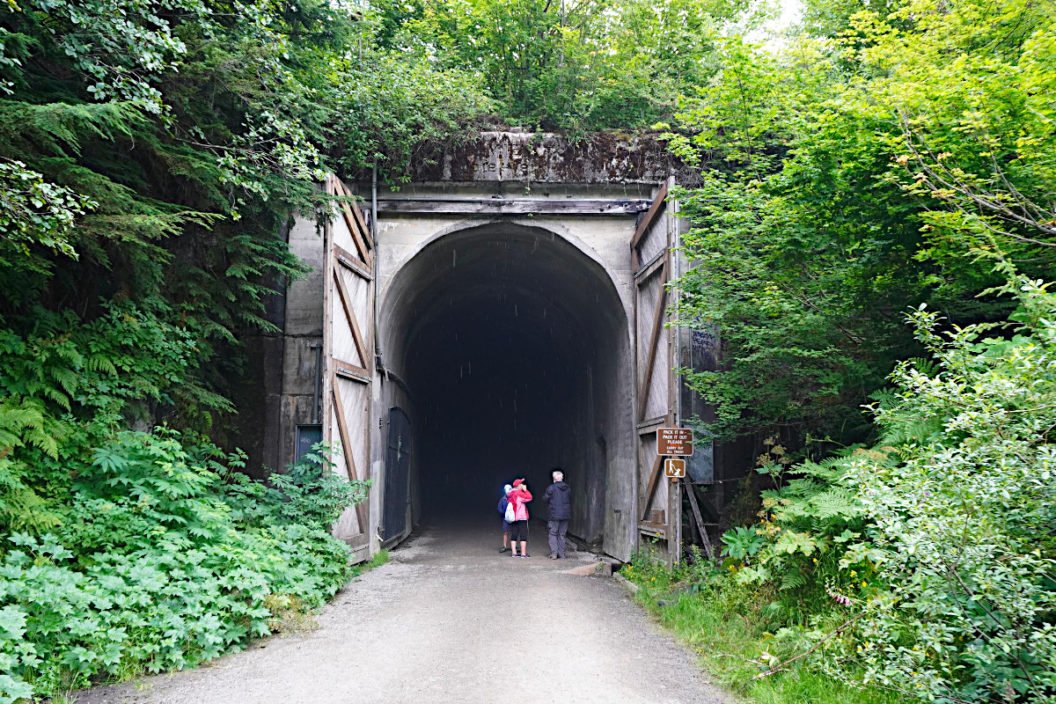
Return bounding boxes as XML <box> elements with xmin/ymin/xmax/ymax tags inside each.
<box><xmin>621</xmin><ymin>561</ymin><xmax>908</xmax><ymax>704</ymax></box>
<box><xmin>354</xmin><ymin>549</ymin><xmax>390</xmax><ymax>574</ymax></box>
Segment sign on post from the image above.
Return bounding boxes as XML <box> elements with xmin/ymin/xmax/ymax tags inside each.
<box><xmin>657</xmin><ymin>427</ymin><xmax>693</xmax><ymax>456</ymax></box>
<box><xmin>664</xmin><ymin>458</ymin><xmax>686</xmax><ymax>479</ymax></box>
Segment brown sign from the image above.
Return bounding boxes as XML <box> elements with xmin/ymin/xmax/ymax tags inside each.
<box><xmin>657</xmin><ymin>427</ymin><xmax>693</xmax><ymax>456</ymax></box>
<box><xmin>664</xmin><ymin>458</ymin><xmax>686</xmax><ymax>479</ymax></box>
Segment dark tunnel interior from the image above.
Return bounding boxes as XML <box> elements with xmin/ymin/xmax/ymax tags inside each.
<box><xmin>382</xmin><ymin>224</ymin><xmax>630</xmax><ymax>545</ymax></box>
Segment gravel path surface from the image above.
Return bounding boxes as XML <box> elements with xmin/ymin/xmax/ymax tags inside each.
<box><xmin>76</xmin><ymin>521</ymin><xmax>734</xmax><ymax>704</ymax></box>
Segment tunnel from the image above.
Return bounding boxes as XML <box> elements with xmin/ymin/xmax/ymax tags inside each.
<box><xmin>380</xmin><ymin>223</ymin><xmax>633</xmax><ymax>550</ymax></box>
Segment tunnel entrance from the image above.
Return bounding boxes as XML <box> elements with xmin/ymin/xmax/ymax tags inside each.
<box><xmin>381</xmin><ymin>224</ymin><xmax>632</xmax><ymax>548</ymax></box>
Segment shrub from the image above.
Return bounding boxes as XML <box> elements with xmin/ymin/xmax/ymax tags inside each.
<box><xmin>0</xmin><ymin>431</ymin><xmax>363</xmax><ymax>702</ymax></box>
<box><xmin>719</xmin><ymin>276</ymin><xmax>1056</xmax><ymax>702</ymax></box>
<box><xmin>845</xmin><ymin>278</ymin><xmax>1056</xmax><ymax>702</ymax></box>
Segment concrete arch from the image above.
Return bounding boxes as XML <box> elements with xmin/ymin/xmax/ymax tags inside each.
<box><xmin>378</xmin><ymin>221</ymin><xmax>635</xmax><ymax>553</ymax></box>
<box><xmin>379</xmin><ymin>217</ymin><xmax>622</xmax><ymax>303</ymax></box>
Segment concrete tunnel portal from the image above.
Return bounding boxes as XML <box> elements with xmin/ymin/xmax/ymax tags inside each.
<box><xmin>254</xmin><ymin>134</ymin><xmax>737</xmax><ymax>564</ymax></box>
<box><xmin>380</xmin><ymin>223</ymin><xmax>633</xmax><ymax>548</ymax></box>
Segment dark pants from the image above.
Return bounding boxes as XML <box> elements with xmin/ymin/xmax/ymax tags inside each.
<box><xmin>510</xmin><ymin>520</ymin><xmax>529</xmax><ymax>542</ymax></box>
<box><xmin>548</xmin><ymin>519</ymin><xmax>569</xmax><ymax>557</ymax></box>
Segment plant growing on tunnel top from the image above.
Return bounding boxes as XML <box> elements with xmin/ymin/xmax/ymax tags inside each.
<box><xmin>374</xmin><ymin>0</ymin><xmax>749</xmax><ymax>130</ymax></box>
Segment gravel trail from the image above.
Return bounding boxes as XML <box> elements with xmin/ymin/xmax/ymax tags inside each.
<box><xmin>76</xmin><ymin>521</ymin><xmax>735</xmax><ymax>704</ymax></box>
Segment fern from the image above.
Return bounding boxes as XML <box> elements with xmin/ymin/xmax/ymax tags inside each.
<box><xmin>808</xmin><ymin>487</ymin><xmax>861</xmax><ymax>521</ymax></box>
<box><xmin>779</xmin><ymin>567</ymin><xmax>808</xmax><ymax>592</ymax></box>
<box><xmin>0</xmin><ymin>459</ymin><xmax>62</xmax><ymax>532</ymax></box>
<box><xmin>0</xmin><ymin>100</ymin><xmax>144</xmax><ymax>158</ymax></box>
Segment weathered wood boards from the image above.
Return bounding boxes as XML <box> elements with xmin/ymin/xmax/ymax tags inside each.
<box><xmin>632</xmin><ymin>180</ymin><xmax>681</xmax><ymax>564</ymax></box>
<box><xmin>322</xmin><ymin>175</ymin><xmax>375</xmax><ymax>549</ymax></box>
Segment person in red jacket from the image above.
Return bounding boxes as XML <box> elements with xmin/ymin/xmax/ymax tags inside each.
<box><xmin>507</xmin><ymin>478</ymin><xmax>533</xmax><ymax>558</ymax></box>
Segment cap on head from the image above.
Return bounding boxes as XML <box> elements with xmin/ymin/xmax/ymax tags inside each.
<box><xmin>504</xmin><ymin>484</ymin><xmax>513</xmax><ymax>495</ymax></box>
<box><xmin>512</xmin><ymin>478</ymin><xmax>525</xmax><ymax>488</ymax></box>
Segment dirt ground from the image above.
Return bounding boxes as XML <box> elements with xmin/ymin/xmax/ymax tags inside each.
<box><xmin>76</xmin><ymin>521</ymin><xmax>735</xmax><ymax>704</ymax></box>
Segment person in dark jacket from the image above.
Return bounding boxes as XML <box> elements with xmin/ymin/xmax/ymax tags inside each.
<box><xmin>497</xmin><ymin>484</ymin><xmax>513</xmax><ymax>553</ymax></box>
<box><xmin>543</xmin><ymin>469</ymin><xmax>572</xmax><ymax>559</ymax></box>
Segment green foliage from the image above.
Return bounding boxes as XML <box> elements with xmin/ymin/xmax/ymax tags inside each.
<box><xmin>624</xmin><ymin>558</ymin><xmax>909</xmax><ymax>704</ymax></box>
<box><xmin>224</xmin><ymin>443</ymin><xmax>368</xmax><ymax>532</ymax></box>
<box><xmin>704</xmin><ymin>276</ymin><xmax>1056</xmax><ymax>702</ymax></box>
<box><xmin>329</xmin><ymin>48</ymin><xmax>494</xmax><ymax>182</ymax></box>
<box><xmin>840</xmin><ymin>278</ymin><xmax>1056</xmax><ymax>702</ymax></box>
<box><xmin>0</xmin><ymin>0</ymin><xmax>490</xmax><ymax>431</ymax></box>
<box><xmin>379</xmin><ymin>0</ymin><xmax>748</xmax><ymax>130</ymax></box>
<box><xmin>672</xmin><ymin>0</ymin><xmax>1056</xmax><ymax>448</ymax></box>
<box><xmin>667</xmin><ymin>2</ymin><xmax>1056</xmax><ymax>700</ymax></box>
<box><xmin>0</xmin><ymin>159</ymin><xmax>93</xmax><ymax>264</ymax></box>
<box><xmin>720</xmin><ymin>526</ymin><xmax>766</xmax><ymax>562</ymax></box>
<box><xmin>0</xmin><ymin>3</ymin><xmax>451</xmax><ymax>698</ymax></box>
<box><xmin>0</xmin><ymin>433</ymin><xmax>363</xmax><ymax>701</ymax></box>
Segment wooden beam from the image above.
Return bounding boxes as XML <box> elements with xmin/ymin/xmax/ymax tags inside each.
<box><xmin>630</xmin><ymin>181</ymin><xmax>669</xmax><ymax>252</ymax></box>
<box><xmin>376</xmin><ymin>198</ymin><xmax>651</xmax><ymax>216</ymax></box>
<box><xmin>639</xmin><ymin>521</ymin><xmax>667</xmax><ymax>539</ymax></box>
<box><xmin>332</xmin><ymin>268</ymin><xmax>370</xmax><ymax>371</ymax></box>
<box><xmin>637</xmin><ymin>415</ymin><xmax>668</xmax><ymax>433</ymax></box>
<box><xmin>331</xmin><ymin>380</ymin><xmax>369</xmax><ymax>531</ymax></box>
<box><xmin>683</xmin><ymin>478</ymin><xmax>715</xmax><ymax>561</ymax></box>
<box><xmin>637</xmin><ymin>256</ymin><xmax>669</xmax><ymax>421</ymax></box>
<box><xmin>334</xmin><ymin>358</ymin><xmax>371</xmax><ymax>384</ymax></box>
<box><xmin>634</xmin><ymin>248</ymin><xmax>667</xmax><ymax>283</ymax></box>
<box><xmin>337</xmin><ymin>198</ymin><xmax>371</xmax><ymax>265</ymax></box>
<box><xmin>640</xmin><ymin>452</ymin><xmax>664</xmax><ymax>522</ymax></box>
<box><xmin>340</xmin><ymin>181</ymin><xmax>373</xmax><ymax>249</ymax></box>
<box><xmin>334</xmin><ymin>244</ymin><xmax>373</xmax><ymax>281</ymax></box>
<box><xmin>346</xmin><ymin>533</ymin><xmax>370</xmax><ymax>550</ymax></box>
<box><xmin>326</xmin><ymin>176</ymin><xmax>371</xmax><ymax>265</ymax></box>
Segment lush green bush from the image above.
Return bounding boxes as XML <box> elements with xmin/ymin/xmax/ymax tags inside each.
<box><xmin>846</xmin><ymin>278</ymin><xmax>1056</xmax><ymax>702</ymax></box>
<box><xmin>374</xmin><ymin>0</ymin><xmax>748</xmax><ymax>131</ymax></box>
<box><xmin>0</xmin><ymin>431</ymin><xmax>364</xmax><ymax>702</ymax></box>
<box><xmin>717</xmin><ymin>276</ymin><xmax>1056</xmax><ymax>702</ymax></box>
<box><xmin>0</xmin><ymin>6</ymin><xmax>474</xmax><ymax>698</ymax></box>
<box><xmin>0</xmin><ymin>288</ymin><xmax>367</xmax><ymax>704</ymax></box>
<box><xmin>671</xmin><ymin>0</ymin><xmax>1056</xmax><ymax>448</ymax></box>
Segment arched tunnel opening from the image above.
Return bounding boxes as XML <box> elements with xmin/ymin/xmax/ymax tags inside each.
<box><xmin>381</xmin><ymin>224</ymin><xmax>632</xmax><ymax>550</ymax></box>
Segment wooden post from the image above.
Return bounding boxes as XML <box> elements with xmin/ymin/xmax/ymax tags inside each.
<box><xmin>683</xmin><ymin>478</ymin><xmax>715</xmax><ymax>562</ymax></box>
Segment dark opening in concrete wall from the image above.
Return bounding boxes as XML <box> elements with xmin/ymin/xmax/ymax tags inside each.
<box><xmin>381</xmin><ymin>224</ymin><xmax>630</xmax><ymax>546</ymax></box>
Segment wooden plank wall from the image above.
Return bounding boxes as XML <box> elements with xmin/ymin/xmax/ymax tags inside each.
<box><xmin>323</xmin><ymin>176</ymin><xmax>375</xmax><ymax>551</ymax></box>
<box><xmin>631</xmin><ymin>180</ymin><xmax>681</xmax><ymax>563</ymax></box>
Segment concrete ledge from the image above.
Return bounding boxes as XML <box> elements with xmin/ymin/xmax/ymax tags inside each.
<box><xmin>393</xmin><ymin>131</ymin><xmax>698</xmax><ymax>185</ymax></box>
<box><xmin>614</xmin><ymin>572</ymin><xmax>640</xmax><ymax>595</ymax></box>
<box><xmin>377</xmin><ymin>196</ymin><xmax>651</xmax><ymax>215</ymax></box>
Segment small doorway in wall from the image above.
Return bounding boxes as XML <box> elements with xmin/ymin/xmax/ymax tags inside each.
<box><xmin>294</xmin><ymin>424</ymin><xmax>323</xmax><ymax>465</ymax></box>
<box><xmin>382</xmin><ymin>407</ymin><xmax>412</xmax><ymax>541</ymax></box>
